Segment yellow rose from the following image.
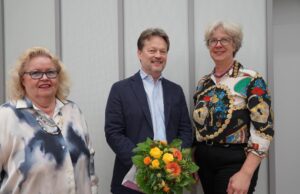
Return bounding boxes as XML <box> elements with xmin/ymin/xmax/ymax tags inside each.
<box><xmin>150</xmin><ymin>147</ymin><xmax>163</xmax><ymax>159</ymax></box>
<box><xmin>162</xmin><ymin>153</ymin><xmax>174</xmax><ymax>164</ymax></box>
<box><xmin>151</xmin><ymin>159</ymin><xmax>160</xmax><ymax>169</ymax></box>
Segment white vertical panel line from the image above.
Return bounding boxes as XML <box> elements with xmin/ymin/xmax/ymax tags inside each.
<box><xmin>188</xmin><ymin>2</ymin><xmax>197</xmax><ymax>193</ymax></box>
<box><xmin>266</xmin><ymin>0</ymin><xmax>276</xmax><ymax>194</ymax></box>
<box><xmin>188</xmin><ymin>0</ymin><xmax>196</xmax><ymax>112</ymax></box>
<box><xmin>55</xmin><ymin>0</ymin><xmax>62</xmax><ymax>59</ymax></box>
<box><xmin>117</xmin><ymin>0</ymin><xmax>125</xmax><ymax>80</ymax></box>
<box><xmin>0</xmin><ymin>0</ymin><xmax>5</xmax><ymax>103</ymax></box>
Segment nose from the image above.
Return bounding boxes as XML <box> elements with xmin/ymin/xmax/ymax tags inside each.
<box><xmin>215</xmin><ymin>40</ymin><xmax>223</xmax><ymax>47</ymax></box>
<box><xmin>41</xmin><ymin>73</ymin><xmax>48</xmax><ymax>80</ymax></box>
<box><xmin>154</xmin><ymin>51</ymin><xmax>163</xmax><ymax>58</ymax></box>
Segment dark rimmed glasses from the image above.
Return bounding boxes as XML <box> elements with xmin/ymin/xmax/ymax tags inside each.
<box><xmin>23</xmin><ymin>70</ymin><xmax>59</xmax><ymax>80</ymax></box>
<box><xmin>208</xmin><ymin>38</ymin><xmax>232</xmax><ymax>47</ymax></box>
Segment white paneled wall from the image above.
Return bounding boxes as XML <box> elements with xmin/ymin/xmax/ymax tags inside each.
<box><xmin>4</xmin><ymin>0</ymin><xmax>56</xmax><ymax>78</ymax></box>
<box><xmin>61</xmin><ymin>1</ymin><xmax>119</xmax><ymax>194</ymax></box>
<box><xmin>273</xmin><ymin>0</ymin><xmax>300</xmax><ymax>193</ymax></box>
<box><xmin>0</xmin><ymin>0</ymin><xmax>4</xmax><ymax>104</ymax></box>
<box><xmin>1</xmin><ymin>1</ymin><xmax>272</xmax><ymax>193</ymax></box>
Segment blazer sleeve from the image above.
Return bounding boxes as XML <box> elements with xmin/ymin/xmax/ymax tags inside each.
<box><xmin>104</xmin><ymin>83</ymin><xmax>136</xmax><ymax>167</ymax></box>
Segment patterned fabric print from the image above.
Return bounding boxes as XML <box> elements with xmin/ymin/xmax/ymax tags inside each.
<box><xmin>0</xmin><ymin>98</ymin><xmax>97</xmax><ymax>194</ymax></box>
<box><xmin>234</xmin><ymin>77</ymin><xmax>252</xmax><ymax>97</ymax></box>
<box><xmin>246</xmin><ymin>77</ymin><xmax>274</xmax><ymax>156</ymax></box>
<box><xmin>193</xmin><ymin>62</ymin><xmax>274</xmax><ymax>157</ymax></box>
<box><xmin>193</xmin><ymin>85</ymin><xmax>233</xmax><ymax>140</ymax></box>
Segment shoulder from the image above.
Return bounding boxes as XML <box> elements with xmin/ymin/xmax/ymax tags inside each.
<box><xmin>162</xmin><ymin>78</ymin><xmax>183</xmax><ymax>90</ymax></box>
<box><xmin>60</xmin><ymin>100</ymin><xmax>83</xmax><ymax>115</ymax></box>
<box><xmin>195</xmin><ymin>74</ymin><xmax>212</xmax><ymax>92</ymax></box>
<box><xmin>0</xmin><ymin>101</ymin><xmax>17</xmax><ymax>114</ymax></box>
<box><xmin>238</xmin><ymin>65</ymin><xmax>270</xmax><ymax>94</ymax></box>
<box><xmin>239</xmin><ymin>65</ymin><xmax>262</xmax><ymax>79</ymax></box>
<box><xmin>111</xmin><ymin>73</ymin><xmax>139</xmax><ymax>89</ymax></box>
<box><xmin>197</xmin><ymin>74</ymin><xmax>212</xmax><ymax>84</ymax></box>
<box><xmin>0</xmin><ymin>101</ymin><xmax>19</xmax><ymax>129</ymax></box>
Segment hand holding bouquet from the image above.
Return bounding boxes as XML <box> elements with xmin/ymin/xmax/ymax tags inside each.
<box><xmin>132</xmin><ymin>138</ymin><xmax>199</xmax><ymax>194</ymax></box>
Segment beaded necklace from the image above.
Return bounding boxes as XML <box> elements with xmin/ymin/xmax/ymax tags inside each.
<box><xmin>34</xmin><ymin>110</ymin><xmax>62</xmax><ymax>135</ymax></box>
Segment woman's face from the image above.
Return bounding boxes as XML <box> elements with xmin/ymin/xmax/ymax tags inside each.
<box><xmin>22</xmin><ymin>56</ymin><xmax>59</xmax><ymax>102</ymax></box>
<box><xmin>208</xmin><ymin>27</ymin><xmax>235</xmax><ymax>64</ymax></box>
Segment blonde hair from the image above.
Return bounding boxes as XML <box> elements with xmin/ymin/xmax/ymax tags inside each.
<box><xmin>8</xmin><ymin>46</ymin><xmax>70</xmax><ymax>101</ymax></box>
<box><xmin>204</xmin><ymin>20</ymin><xmax>243</xmax><ymax>57</ymax></box>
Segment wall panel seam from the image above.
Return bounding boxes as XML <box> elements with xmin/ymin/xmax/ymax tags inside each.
<box><xmin>188</xmin><ymin>0</ymin><xmax>195</xmax><ymax>113</ymax></box>
<box><xmin>266</xmin><ymin>0</ymin><xmax>275</xmax><ymax>194</ymax></box>
<box><xmin>117</xmin><ymin>0</ymin><xmax>125</xmax><ymax>80</ymax></box>
<box><xmin>55</xmin><ymin>0</ymin><xmax>62</xmax><ymax>59</ymax></box>
<box><xmin>0</xmin><ymin>0</ymin><xmax>5</xmax><ymax>103</ymax></box>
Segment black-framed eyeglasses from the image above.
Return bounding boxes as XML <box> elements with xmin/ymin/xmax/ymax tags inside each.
<box><xmin>208</xmin><ymin>38</ymin><xmax>232</xmax><ymax>47</ymax></box>
<box><xmin>23</xmin><ymin>70</ymin><xmax>59</xmax><ymax>80</ymax></box>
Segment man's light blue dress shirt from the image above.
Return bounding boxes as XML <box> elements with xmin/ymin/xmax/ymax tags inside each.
<box><xmin>140</xmin><ymin>69</ymin><xmax>166</xmax><ymax>141</ymax></box>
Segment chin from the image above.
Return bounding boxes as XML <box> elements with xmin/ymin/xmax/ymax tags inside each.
<box><xmin>212</xmin><ymin>57</ymin><xmax>228</xmax><ymax>63</ymax></box>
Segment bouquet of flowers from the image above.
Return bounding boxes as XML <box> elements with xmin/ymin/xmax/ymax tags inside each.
<box><xmin>131</xmin><ymin>138</ymin><xmax>199</xmax><ymax>194</ymax></box>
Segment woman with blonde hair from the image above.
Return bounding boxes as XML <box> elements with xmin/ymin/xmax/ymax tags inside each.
<box><xmin>0</xmin><ymin>47</ymin><xmax>98</xmax><ymax>194</ymax></box>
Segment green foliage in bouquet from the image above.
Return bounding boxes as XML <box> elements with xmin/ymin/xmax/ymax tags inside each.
<box><xmin>132</xmin><ymin>138</ymin><xmax>199</xmax><ymax>194</ymax></box>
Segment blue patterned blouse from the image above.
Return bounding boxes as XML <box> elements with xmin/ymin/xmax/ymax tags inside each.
<box><xmin>0</xmin><ymin>98</ymin><xmax>98</xmax><ymax>194</ymax></box>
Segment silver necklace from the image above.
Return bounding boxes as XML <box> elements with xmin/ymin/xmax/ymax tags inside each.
<box><xmin>35</xmin><ymin>111</ymin><xmax>61</xmax><ymax>135</ymax></box>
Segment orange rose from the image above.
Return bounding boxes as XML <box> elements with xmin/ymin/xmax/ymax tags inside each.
<box><xmin>163</xmin><ymin>185</ymin><xmax>170</xmax><ymax>193</ymax></box>
<box><xmin>165</xmin><ymin>162</ymin><xmax>181</xmax><ymax>177</ymax></box>
<box><xmin>143</xmin><ymin>156</ymin><xmax>151</xmax><ymax>165</ymax></box>
<box><xmin>172</xmin><ymin>148</ymin><xmax>182</xmax><ymax>161</ymax></box>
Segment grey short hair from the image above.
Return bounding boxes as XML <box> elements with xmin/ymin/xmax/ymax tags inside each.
<box><xmin>204</xmin><ymin>21</ymin><xmax>243</xmax><ymax>57</ymax></box>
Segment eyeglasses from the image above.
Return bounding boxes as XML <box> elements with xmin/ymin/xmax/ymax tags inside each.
<box><xmin>208</xmin><ymin>38</ymin><xmax>232</xmax><ymax>47</ymax></box>
<box><xmin>23</xmin><ymin>70</ymin><xmax>59</xmax><ymax>80</ymax></box>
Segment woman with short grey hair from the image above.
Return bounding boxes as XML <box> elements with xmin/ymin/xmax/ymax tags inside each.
<box><xmin>193</xmin><ymin>21</ymin><xmax>274</xmax><ymax>194</ymax></box>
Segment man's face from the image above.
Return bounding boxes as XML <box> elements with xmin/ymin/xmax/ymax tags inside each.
<box><xmin>137</xmin><ymin>36</ymin><xmax>168</xmax><ymax>79</ymax></box>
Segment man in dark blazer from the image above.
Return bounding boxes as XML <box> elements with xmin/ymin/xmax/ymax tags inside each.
<box><xmin>105</xmin><ymin>28</ymin><xmax>193</xmax><ymax>194</ymax></box>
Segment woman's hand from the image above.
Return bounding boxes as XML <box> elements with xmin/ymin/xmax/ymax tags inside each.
<box><xmin>226</xmin><ymin>170</ymin><xmax>251</xmax><ymax>194</ymax></box>
<box><xmin>227</xmin><ymin>152</ymin><xmax>262</xmax><ymax>194</ymax></box>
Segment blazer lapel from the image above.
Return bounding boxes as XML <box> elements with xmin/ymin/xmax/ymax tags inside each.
<box><xmin>162</xmin><ymin>79</ymin><xmax>171</xmax><ymax>129</ymax></box>
<box><xmin>130</xmin><ymin>72</ymin><xmax>153</xmax><ymax>129</ymax></box>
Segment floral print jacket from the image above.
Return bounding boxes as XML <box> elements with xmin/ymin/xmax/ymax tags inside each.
<box><xmin>193</xmin><ymin>61</ymin><xmax>274</xmax><ymax>157</ymax></box>
<box><xmin>0</xmin><ymin>98</ymin><xmax>98</xmax><ymax>194</ymax></box>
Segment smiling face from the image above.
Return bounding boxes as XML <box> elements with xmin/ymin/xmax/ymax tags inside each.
<box><xmin>22</xmin><ymin>56</ymin><xmax>59</xmax><ymax>103</ymax></box>
<box><xmin>137</xmin><ymin>36</ymin><xmax>168</xmax><ymax>80</ymax></box>
<box><xmin>208</xmin><ymin>27</ymin><xmax>236</xmax><ymax>65</ymax></box>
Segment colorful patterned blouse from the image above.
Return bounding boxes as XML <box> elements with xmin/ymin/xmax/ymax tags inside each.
<box><xmin>0</xmin><ymin>98</ymin><xmax>98</xmax><ymax>194</ymax></box>
<box><xmin>193</xmin><ymin>61</ymin><xmax>274</xmax><ymax>157</ymax></box>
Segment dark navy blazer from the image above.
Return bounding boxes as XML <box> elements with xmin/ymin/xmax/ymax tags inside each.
<box><xmin>105</xmin><ymin>72</ymin><xmax>193</xmax><ymax>194</ymax></box>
